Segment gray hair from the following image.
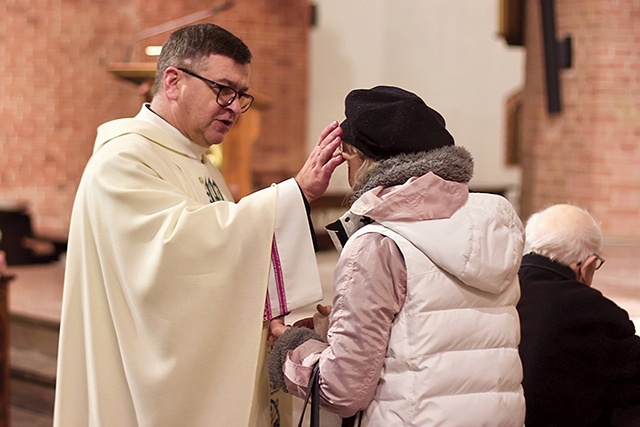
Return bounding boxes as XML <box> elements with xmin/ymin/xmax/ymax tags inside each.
<box><xmin>524</xmin><ymin>204</ymin><xmax>603</xmax><ymax>266</ymax></box>
<box><xmin>154</xmin><ymin>23</ymin><xmax>252</xmax><ymax>94</ymax></box>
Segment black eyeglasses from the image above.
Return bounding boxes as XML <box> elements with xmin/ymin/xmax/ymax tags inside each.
<box><xmin>592</xmin><ymin>254</ymin><xmax>605</xmax><ymax>270</ymax></box>
<box><xmin>578</xmin><ymin>253</ymin><xmax>605</xmax><ymax>270</ymax></box>
<box><xmin>177</xmin><ymin>67</ymin><xmax>254</xmax><ymax>113</ymax></box>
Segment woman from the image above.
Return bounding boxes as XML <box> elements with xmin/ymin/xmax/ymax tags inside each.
<box><xmin>269</xmin><ymin>86</ymin><xmax>526</xmax><ymax>426</ymax></box>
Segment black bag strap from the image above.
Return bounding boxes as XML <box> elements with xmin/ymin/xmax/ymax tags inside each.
<box><xmin>297</xmin><ymin>363</ymin><xmax>320</xmax><ymax>427</ymax></box>
<box><xmin>341</xmin><ymin>411</ymin><xmax>363</xmax><ymax>427</ymax></box>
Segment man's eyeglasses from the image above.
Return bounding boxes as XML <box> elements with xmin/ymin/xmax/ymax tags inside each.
<box><xmin>177</xmin><ymin>67</ymin><xmax>254</xmax><ymax>113</ymax></box>
<box><xmin>592</xmin><ymin>254</ymin><xmax>605</xmax><ymax>270</ymax></box>
<box><xmin>578</xmin><ymin>253</ymin><xmax>605</xmax><ymax>270</ymax></box>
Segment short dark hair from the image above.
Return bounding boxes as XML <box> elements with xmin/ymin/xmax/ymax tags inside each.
<box><xmin>154</xmin><ymin>23</ymin><xmax>252</xmax><ymax>93</ymax></box>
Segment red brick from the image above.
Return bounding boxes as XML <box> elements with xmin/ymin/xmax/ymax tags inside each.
<box><xmin>520</xmin><ymin>0</ymin><xmax>640</xmax><ymax>240</ymax></box>
<box><xmin>0</xmin><ymin>0</ymin><xmax>311</xmax><ymax>237</ymax></box>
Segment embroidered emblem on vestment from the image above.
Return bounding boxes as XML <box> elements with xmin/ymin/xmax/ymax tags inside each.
<box><xmin>204</xmin><ymin>177</ymin><xmax>224</xmax><ymax>202</ymax></box>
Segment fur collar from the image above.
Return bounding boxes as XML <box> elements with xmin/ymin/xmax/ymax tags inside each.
<box><xmin>350</xmin><ymin>145</ymin><xmax>474</xmax><ymax>203</ymax></box>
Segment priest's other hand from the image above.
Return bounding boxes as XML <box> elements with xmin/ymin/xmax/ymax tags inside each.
<box><xmin>268</xmin><ymin>316</ymin><xmax>291</xmax><ymax>346</ymax></box>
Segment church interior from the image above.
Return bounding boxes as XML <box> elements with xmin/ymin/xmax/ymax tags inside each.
<box><xmin>0</xmin><ymin>0</ymin><xmax>639</xmax><ymax>425</ymax></box>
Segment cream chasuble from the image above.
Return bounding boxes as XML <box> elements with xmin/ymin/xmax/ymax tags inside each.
<box><xmin>53</xmin><ymin>106</ymin><xmax>322</xmax><ymax>427</ymax></box>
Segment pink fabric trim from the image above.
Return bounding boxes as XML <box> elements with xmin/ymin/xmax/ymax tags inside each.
<box><xmin>264</xmin><ymin>290</ymin><xmax>273</xmax><ymax>320</ymax></box>
<box><xmin>271</xmin><ymin>237</ymin><xmax>288</xmax><ymax>314</ymax></box>
<box><xmin>264</xmin><ymin>238</ymin><xmax>288</xmax><ymax>320</ymax></box>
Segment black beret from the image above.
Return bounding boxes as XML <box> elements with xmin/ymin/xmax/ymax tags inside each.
<box><xmin>339</xmin><ymin>86</ymin><xmax>454</xmax><ymax>160</ymax></box>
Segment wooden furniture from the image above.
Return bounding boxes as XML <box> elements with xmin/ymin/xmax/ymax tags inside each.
<box><xmin>108</xmin><ymin>62</ymin><xmax>157</xmax><ymax>102</ymax></box>
<box><xmin>213</xmin><ymin>95</ymin><xmax>271</xmax><ymax>199</ymax></box>
<box><xmin>0</xmin><ymin>274</ymin><xmax>15</xmax><ymax>427</ymax></box>
<box><xmin>108</xmin><ymin>62</ymin><xmax>271</xmax><ymax>200</ymax></box>
<box><xmin>498</xmin><ymin>0</ymin><xmax>525</xmax><ymax>46</ymax></box>
<box><xmin>0</xmin><ymin>202</ymin><xmax>66</xmax><ymax>266</ymax></box>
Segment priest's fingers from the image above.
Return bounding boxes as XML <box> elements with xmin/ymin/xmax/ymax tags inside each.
<box><xmin>315</xmin><ymin>120</ymin><xmax>341</xmax><ymax>148</ymax></box>
<box><xmin>312</xmin><ymin>122</ymin><xmax>343</xmax><ymax>165</ymax></box>
<box><xmin>295</xmin><ymin>121</ymin><xmax>344</xmax><ymax>202</ymax></box>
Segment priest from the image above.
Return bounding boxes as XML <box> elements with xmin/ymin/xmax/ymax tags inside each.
<box><xmin>53</xmin><ymin>23</ymin><xmax>343</xmax><ymax>427</ymax></box>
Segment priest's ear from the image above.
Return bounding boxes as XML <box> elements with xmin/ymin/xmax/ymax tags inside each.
<box><xmin>162</xmin><ymin>67</ymin><xmax>182</xmax><ymax>101</ymax></box>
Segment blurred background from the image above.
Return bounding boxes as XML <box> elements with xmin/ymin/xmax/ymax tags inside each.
<box><xmin>0</xmin><ymin>1</ymin><xmax>638</xmax><ymax>425</ymax></box>
<box><xmin>1</xmin><ymin>0</ymin><xmax>638</xmax><ymax>242</ymax></box>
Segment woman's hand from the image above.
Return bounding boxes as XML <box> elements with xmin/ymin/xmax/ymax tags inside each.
<box><xmin>269</xmin><ymin>304</ymin><xmax>333</xmax><ymax>345</ymax></box>
<box><xmin>292</xmin><ymin>304</ymin><xmax>332</xmax><ymax>329</ymax></box>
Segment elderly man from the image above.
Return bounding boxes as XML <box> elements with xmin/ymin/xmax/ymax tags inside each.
<box><xmin>517</xmin><ymin>204</ymin><xmax>640</xmax><ymax>426</ymax></box>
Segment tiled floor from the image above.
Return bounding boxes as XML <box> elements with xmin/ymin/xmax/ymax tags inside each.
<box><xmin>10</xmin><ymin>406</ymin><xmax>52</xmax><ymax>427</ymax></box>
<box><xmin>7</xmin><ymin>257</ymin><xmax>65</xmax><ymax>323</ymax></box>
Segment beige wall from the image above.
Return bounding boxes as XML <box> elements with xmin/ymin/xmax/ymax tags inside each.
<box><xmin>308</xmin><ymin>0</ymin><xmax>525</xmax><ymax>195</ymax></box>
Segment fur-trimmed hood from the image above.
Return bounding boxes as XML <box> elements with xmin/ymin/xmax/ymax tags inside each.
<box><xmin>326</xmin><ymin>146</ymin><xmax>474</xmax><ymax>250</ymax></box>
<box><xmin>347</xmin><ymin>145</ymin><xmax>474</xmax><ymax>224</ymax></box>
<box><xmin>350</xmin><ymin>145</ymin><xmax>474</xmax><ymax>203</ymax></box>
<box><xmin>327</xmin><ymin>144</ymin><xmax>523</xmax><ymax>295</ymax></box>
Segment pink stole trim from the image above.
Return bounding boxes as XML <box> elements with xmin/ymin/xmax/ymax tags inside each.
<box><xmin>264</xmin><ymin>237</ymin><xmax>288</xmax><ymax>320</ymax></box>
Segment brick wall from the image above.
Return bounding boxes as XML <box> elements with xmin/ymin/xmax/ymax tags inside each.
<box><xmin>0</xmin><ymin>0</ymin><xmax>310</xmax><ymax>237</ymax></box>
<box><xmin>520</xmin><ymin>0</ymin><xmax>640</xmax><ymax>240</ymax></box>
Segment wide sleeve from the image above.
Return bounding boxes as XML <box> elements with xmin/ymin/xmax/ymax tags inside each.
<box><xmin>277</xmin><ymin>232</ymin><xmax>407</xmax><ymax>418</ymax></box>
<box><xmin>264</xmin><ymin>178</ymin><xmax>323</xmax><ymax>319</ymax></box>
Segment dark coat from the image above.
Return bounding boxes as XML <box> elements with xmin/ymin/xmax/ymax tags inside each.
<box><xmin>517</xmin><ymin>253</ymin><xmax>640</xmax><ymax>427</ymax></box>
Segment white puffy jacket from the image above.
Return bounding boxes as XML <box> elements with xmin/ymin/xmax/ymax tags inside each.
<box><xmin>276</xmin><ymin>165</ymin><xmax>525</xmax><ymax>426</ymax></box>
